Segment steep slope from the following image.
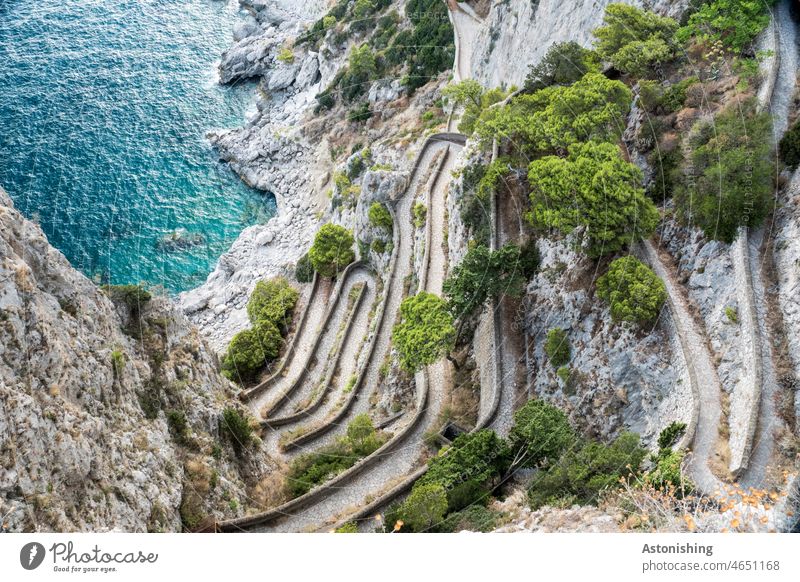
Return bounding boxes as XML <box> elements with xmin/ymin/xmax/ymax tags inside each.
<box><xmin>0</xmin><ymin>187</ymin><xmax>270</xmax><ymax>532</ymax></box>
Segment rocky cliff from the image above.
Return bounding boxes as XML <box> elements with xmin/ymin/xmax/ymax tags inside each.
<box><xmin>0</xmin><ymin>187</ymin><xmax>271</xmax><ymax>532</ymax></box>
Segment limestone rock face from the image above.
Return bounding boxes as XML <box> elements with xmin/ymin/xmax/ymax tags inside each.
<box><xmin>0</xmin><ymin>188</ymin><xmax>269</xmax><ymax>532</ymax></box>
<box><xmin>467</xmin><ymin>0</ymin><xmax>688</xmax><ymax>88</ymax></box>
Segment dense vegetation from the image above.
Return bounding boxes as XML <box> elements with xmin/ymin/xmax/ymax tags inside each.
<box><xmin>524</xmin><ymin>41</ymin><xmax>598</xmax><ymax>93</ymax></box>
<box><xmin>443</xmin><ymin>244</ymin><xmax>530</xmax><ymax>322</ymax></box>
<box><xmin>222</xmin><ymin>276</ymin><xmax>300</xmax><ymax>382</ymax></box>
<box><xmin>593</xmin><ymin>4</ymin><xmax>678</xmax><ymax>77</ymax></box>
<box><xmin>527</xmin><ymin>141</ymin><xmax>659</xmax><ymax>257</ymax></box>
<box><xmin>544</xmin><ymin>328</ymin><xmax>571</xmax><ymax>368</ymax></box>
<box><xmin>285</xmin><ymin>414</ymin><xmax>386</xmax><ymax>498</ymax></box>
<box><xmin>368</xmin><ymin>201</ymin><xmax>393</xmax><ymax>230</ymax></box>
<box><xmin>391</xmin><ymin>400</ymin><xmax>658</xmax><ymax>532</ymax></box>
<box><xmin>596</xmin><ymin>256</ymin><xmax>667</xmax><ymax>326</ymax></box>
<box><xmin>309</xmin><ymin>223</ymin><xmax>356</xmax><ymax>277</ymax></box>
<box><xmin>220</xmin><ymin>407</ymin><xmax>255</xmax><ymax>455</ymax></box>
<box><xmin>677</xmin><ymin>0</ymin><xmax>778</xmax><ymax>52</ymax></box>
<box><xmin>392</xmin><ymin>292</ymin><xmax>456</xmax><ymax>372</ymax></box>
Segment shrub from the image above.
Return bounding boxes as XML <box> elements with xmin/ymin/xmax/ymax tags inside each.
<box><xmin>101</xmin><ymin>284</ymin><xmax>152</xmax><ymax>319</ymax></box>
<box><xmin>509</xmin><ymin>400</ymin><xmax>575</xmax><ymax>469</ymax></box>
<box><xmin>167</xmin><ymin>409</ymin><xmax>190</xmax><ymax>445</ymax></box>
<box><xmin>596</xmin><ymin>256</ymin><xmax>667</xmax><ymax>326</ymax></box>
<box><xmin>593</xmin><ymin>4</ymin><xmax>678</xmax><ymax>76</ymax></box>
<box><xmin>368</xmin><ymin>202</ymin><xmax>393</xmax><ymax>230</ymax></box>
<box><xmin>779</xmin><ymin>119</ymin><xmax>800</xmax><ymax>169</ymax></box>
<box><xmin>309</xmin><ymin>223</ymin><xmax>356</xmax><ymax>277</ymax></box>
<box><xmin>277</xmin><ymin>47</ymin><xmax>294</xmax><ymax>63</ymax></box>
<box><xmin>544</xmin><ymin>328</ymin><xmax>571</xmax><ymax>368</ymax></box>
<box><xmin>645</xmin><ymin>449</ymin><xmax>692</xmax><ymax>495</ymax></box>
<box><xmin>477</xmin><ymin>73</ymin><xmax>631</xmax><ymax>152</ymax></box>
<box><xmin>347</xmin><ymin>102</ymin><xmax>372</xmax><ymax>123</ymax></box>
<box><xmin>657</xmin><ymin>421</ymin><xmax>687</xmax><ymax>450</ymax></box>
<box><xmin>295</xmin><ymin>252</ymin><xmax>314</xmax><ymax>283</ymax></box>
<box><xmin>392</xmin><ymin>292</ymin><xmax>456</xmax><ymax>372</ymax></box>
<box><xmin>418</xmin><ymin>430</ymin><xmax>511</xmax><ymax>512</ymax></box>
<box><xmin>527</xmin><ymin>141</ymin><xmax>659</xmax><ymax>257</ymax></box>
<box><xmin>524</xmin><ymin>41</ymin><xmax>599</xmax><ymax>93</ymax></box>
<box><xmin>528</xmin><ymin>432</ymin><xmax>646</xmax><ymax>508</ymax></box>
<box><xmin>398</xmin><ymin>0</ymin><xmax>454</xmax><ymax>91</ymax></box>
<box><xmin>725</xmin><ymin>306</ymin><xmax>739</xmax><ymax>324</ymax></box>
<box><xmin>413</xmin><ymin>202</ymin><xmax>427</xmax><ymax>228</ymax></box>
<box><xmin>285</xmin><ymin>415</ymin><xmax>386</xmax><ymax>498</ymax></box>
<box><xmin>399</xmin><ymin>482</ymin><xmax>448</xmax><ymax>532</ymax></box>
<box><xmin>443</xmin><ymin>244</ymin><xmax>527</xmax><ymax>321</ymax></box>
<box><xmin>674</xmin><ymin>98</ymin><xmax>773</xmax><ymax>243</ymax></box>
<box><xmin>221</xmin><ymin>320</ymin><xmax>283</xmax><ymax>381</ymax></box>
<box><xmin>335</xmin><ymin>522</ymin><xmax>358</xmax><ymax>533</ymax></box>
<box><xmin>677</xmin><ymin>0</ymin><xmax>777</xmax><ymax>53</ymax></box>
<box><xmin>246</xmin><ymin>277</ymin><xmax>299</xmax><ymax>332</ymax></box>
<box><xmin>220</xmin><ymin>407</ymin><xmax>254</xmax><ymax>454</ymax></box>
<box><xmin>442</xmin><ymin>80</ymin><xmax>505</xmax><ymax>135</ymax></box>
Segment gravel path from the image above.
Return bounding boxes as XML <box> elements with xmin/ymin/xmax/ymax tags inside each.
<box><xmin>245</xmin><ymin>139</ymin><xmax>462</xmax><ymax>531</ymax></box>
<box><xmin>260</xmin><ymin>267</ymin><xmax>376</xmax><ymax>457</ymax></box>
<box><xmin>247</xmin><ymin>278</ymin><xmax>332</xmax><ymax>415</ymax></box>
<box><xmin>449</xmin><ymin>3</ymin><xmax>480</xmax><ymax>82</ymax></box>
<box><xmin>639</xmin><ymin>241</ymin><xmax>726</xmax><ymax>495</ymax></box>
<box><xmin>739</xmin><ymin>1</ymin><xmax>796</xmax><ymax>486</ymax></box>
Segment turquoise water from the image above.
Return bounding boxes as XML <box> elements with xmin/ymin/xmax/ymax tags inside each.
<box><xmin>0</xmin><ymin>0</ymin><xmax>274</xmax><ymax>292</ymax></box>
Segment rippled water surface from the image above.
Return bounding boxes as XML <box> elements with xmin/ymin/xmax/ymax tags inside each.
<box><xmin>0</xmin><ymin>0</ymin><xmax>273</xmax><ymax>292</ymax></box>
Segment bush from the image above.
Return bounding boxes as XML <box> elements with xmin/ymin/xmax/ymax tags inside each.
<box><xmin>246</xmin><ymin>277</ymin><xmax>299</xmax><ymax>332</ymax></box>
<box><xmin>527</xmin><ymin>141</ymin><xmax>659</xmax><ymax>257</ymax></box>
<box><xmin>418</xmin><ymin>430</ymin><xmax>511</xmax><ymax>512</ymax></box>
<box><xmin>657</xmin><ymin>421</ymin><xmax>687</xmax><ymax>450</ymax></box>
<box><xmin>442</xmin><ymin>80</ymin><xmax>505</xmax><ymax>135</ymax></box>
<box><xmin>334</xmin><ymin>522</ymin><xmax>358</xmax><ymax>533</ymax></box>
<box><xmin>399</xmin><ymin>0</ymin><xmax>454</xmax><ymax>91</ymax></box>
<box><xmin>674</xmin><ymin>98</ymin><xmax>773</xmax><ymax>243</ymax></box>
<box><xmin>596</xmin><ymin>256</ymin><xmax>667</xmax><ymax>326</ymax></box>
<box><xmin>221</xmin><ymin>320</ymin><xmax>283</xmax><ymax>381</ymax></box>
<box><xmin>413</xmin><ymin>202</ymin><xmax>427</xmax><ymax>228</ymax></box>
<box><xmin>220</xmin><ymin>407</ymin><xmax>254</xmax><ymax>453</ymax></box>
<box><xmin>593</xmin><ymin>4</ymin><xmax>678</xmax><ymax>76</ymax></box>
<box><xmin>528</xmin><ymin>432</ymin><xmax>646</xmax><ymax>508</ymax></box>
<box><xmin>309</xmin><ymin>223</ymin><xmax>356</xmax><ymax>277</ymax></box>
<box><xmin>544</xmin><ymin>328</ymin><xmax>571</xmax><ymax>368</ymax></box>
<box><xmin>524</xmin><ymin>41</ymin><xmax>599</xmax><ymax>93</ymax></box>
<box><xmin>368</xmin><ymin>202</ymin><xmax>393</xmax><ymax>230</ymax></box>
<box><xmin>295</xmin><ymin>253</ymin><xmax>314</xmax><ymax>283</ymax></box>
<box><xmin>399</xmin><ymin>483</ymin><xmax>448</xmax><ymax>532</ymax></box>
<box><xmin>509</xmin><ymin>400</ymin><xmax>575</xmax><ymax>469</ymax></box>
<box><xmin>780</xmin><ymin>119</ymin><xmax>800</xmax><ymax>169</ymax></box>
<box><xmin>392</xmin><ymin>292</ymin><xmax>456</xmax><ymax>372</ymax></box>
<box><xmin>443</xmin><ymin>244</ymin><xmax>527</xmax><ymax>321</ymax></box>
<box><xmin>436</xmin><ymin>505</ymin><xmax>503</xmax><ymax>533</ymax></box>
<box><xmin>645</xmin><ymin>449</ymin><xmax>692</xmax><ymax>494</ymax></box>
<box><xmin>101</xmin><ymin>284</ymin><xmax>152</xmax><ymax>318</ymax></box>
<box><xmin>477</xmin><ymin>73</ymin><xmax>631</xmax><ymax>152</ymax></box>
<box><xmin>167</xmin><ymin>409</ymin><xmax>190</xmax><ymax>445</ymax></box>
<box><xmin>285</xmin><ymin>415</ymin><xmax>386</xmax><ymax>498</ymax></box>
<box><xmin>677</xmin><ymin>0</ymin><xmax>777</xmax><ymax>53</ymax></box>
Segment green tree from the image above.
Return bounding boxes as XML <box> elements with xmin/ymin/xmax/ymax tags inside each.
<box><xmin>509</xmin><ymin>400</ymin><xmax>575</xmax><ymax>469</ymax></box>
<box><xmin>246</xmin><ymin>277</ymin><xmax>299</xmax><ymax>332</ymax></box>
<box><xmin>477</xmin><ymin>73</ymin><xmax>631</xmax><ymax>152</ymax></box>
<box><xmin>674</xmin><ymin>98</ymin><xmax>773</xmax><ymax>243</ymax></box>
<box><xmin>524</xmin><ymin>41</ymin><xmax>599</xmax><ymax>92</ymax></box>
<box><xmin>341</xmin><ymin>44</ymin><xmax>377</xmax><ymax>101</ymax></box>
<box><xmin>442</xmin><ymin>80</ymin><xmax>505</xmax><ymax>135</ymax></box>
<box><xmin>346</xmin><ymin>414</ymin><xmax>382</xmax><ymax>456</ymax></box>
<box><xmin>220</xmin><ymin>407</ymin><xmax>254</xmax><ymax>454</ymax></box>
<box><xmin>677</xmin><ymin>0</ymin><xmax>777</xmax><ymax>53</ymax></box>
<box><xmin>544</xmin><ymin>328</ymin><xmax>571</xmax><ymax>368</ymax></box>
<box><xmin>443</xmin><ymin>244</ymin><xmax>527</xmax><ymax>322</ymax></box>
<box><xmin>400</xmin><ymin>483</ymin><xmax>448</xmax><ymax>532</ymax></box>
<box><xmin>368</xmin><ymin>201</ymin><xmax>393</xmax><ymax>230</ymax></box>
<box><xmin>295</xmin><ymin>252</ymin><xmax>314</xmax><ymax>283</ymax></box>
<box><xmin>392</xmin><ymin>292</ymin><xmax>456</xmax><ymax>372</ymax></box>
<box><xmin>309</xmin><ymin>223</ymin><xmax>356</xmax><ymax>278</ymax></box>
<box><xmin>221</xmin><ymin>320</ymin><xmax>283</xmax><ymax>381</ymax></box>
<box><xmin>527</xmin><ymin>141</ymin><xmax>659</xmax><ymax>257</ymax></box>
<box><xmin>420</xmin><ymin>429</ymin><xmax>511</xmax><ymax>511</ymax></box>
<box><xmin>780</xmin><ymin>119</ymin><xmax>800</xmax><ymax>168</ymax></box>
<box><xmin>528</xmin><ymin>432</ymin><xmax>646</xmax><ymax>508</ymax></box>
<box><xmin>596</xmin><ymin>256</ymin><xmax>667</xmax><ymax>326</ymax></box>
<box><xmin>593</xmin><ymin>4</ymin><xmax>678</xmax><ymax>76</ymax></box>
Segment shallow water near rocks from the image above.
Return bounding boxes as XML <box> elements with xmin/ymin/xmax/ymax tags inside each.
<box><xmin>0</xmin><ymin>0</ymin><xmax>273</xmax><ymax>292</ymax></box>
